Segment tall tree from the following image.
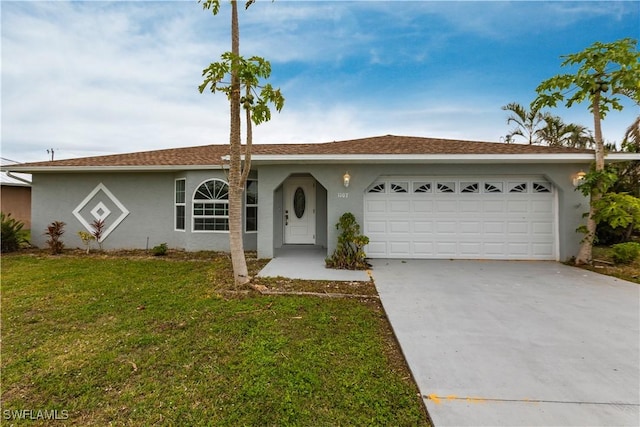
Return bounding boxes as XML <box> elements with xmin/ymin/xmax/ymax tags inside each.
<box><xmin>534</xmin><ymin>113</ymin><xmax>567</xmax><ymax>146</ymax></box>
<box><xmin>562</xmin><ymin>123</ymin><xmax>594</xmax><ymax>149</ymax></box>
<box><xmin>501</xmin><ymin>102</ymin><xmax>545</xmax><ymax>144</ymax></box>
<box><xmin>534</xmin><ymin>114</ymin><xmax>594</xmax><ymax>148</ymax></box>
<box><xmin>622</xmin><ymin>116</ymin><xmax>640</xmax><ymax>153</ymax></box>
<box><xmin>532</xmin><ymin>38</ymin><xmax>640</xmax><ymax>264</ymax></box>
<box><xmin>200</xmin><ymin>0</ymin><xmax>284</xmax><ymax>285</ymax></box>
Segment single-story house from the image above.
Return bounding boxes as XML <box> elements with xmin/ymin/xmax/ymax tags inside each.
<box><xmin>5</xmin><ymin>135</ymin><xmax>639</xmax><ymax>261</ymax></box>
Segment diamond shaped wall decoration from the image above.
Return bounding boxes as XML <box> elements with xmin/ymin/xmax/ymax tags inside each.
<box><xmin>73</xmin><ymin>183</ymin><xmax>129</xmax><ymax>242</ymax></box>
<box><xmin>90</xmin><ymin>201</ymin><xmax>111</xmax><ymax>222</ymax></box>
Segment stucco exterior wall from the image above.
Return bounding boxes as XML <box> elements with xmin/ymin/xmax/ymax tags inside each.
<box><xmin>31</xmin><ymin>171</ymin><xmax>257</xmax><ymax>252</ymax></box>
<box><xmin>256</xmin><ymin>162</ymin><xmax>590</xmax><ymax>261</ymax></box>
<box><xmin>1</xmin><ymin>185</ymin><xmax>31</xmax><ymax>228</ymax></box>
<box><xmin>30</xmin><ymin>162</ymin><xmax>589</xmax><ymax>261</ymax></box>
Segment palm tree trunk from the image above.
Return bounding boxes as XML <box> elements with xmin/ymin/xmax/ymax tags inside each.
<box><xmin>575</xmin><ymin>91</ymin><xmax>604</xmax><ymax>265</ymax></box>
<box><xmin>228</xmin><ymin>0</ymin><xmax>249</xmax><ymax>285</ymax></box>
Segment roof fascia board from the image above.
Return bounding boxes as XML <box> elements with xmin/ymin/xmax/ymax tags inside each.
<box><xmin>242</xmin><ymin>154</ymin><xmax>606</xmax><ymax>164</ymax></box>
<box><xmin>1</xmin><ymin>165</ymin><xmax>227</xmax><ymax>173</ymax></box>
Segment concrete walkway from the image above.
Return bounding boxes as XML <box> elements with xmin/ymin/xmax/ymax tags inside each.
<box><xmin>370</xmin><ymin>259</ymin><xmax>640</xmax><ymax>427</ymax></box>
<box><xmin>257</xmin><ymin>246</ymin><xmax>370</xmax><ymax>282</ymax></box>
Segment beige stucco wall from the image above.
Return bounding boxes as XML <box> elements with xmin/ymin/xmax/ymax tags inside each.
<box><xmin>1</xmin><ymin>185</ymin><xmax>31</xmax><ymax>229</ymax></box>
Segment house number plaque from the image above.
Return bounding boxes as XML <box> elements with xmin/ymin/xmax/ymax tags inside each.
<box><xmin>337</xmin><ymin>193</ymin><xmax>349</xmax><ymax>198</ymax></box>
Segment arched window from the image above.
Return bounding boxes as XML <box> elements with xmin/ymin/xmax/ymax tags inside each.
<box><xmin>193</xmin><ymin>179</ymin><xmax>229</xmax><ymax>231</ymax></box>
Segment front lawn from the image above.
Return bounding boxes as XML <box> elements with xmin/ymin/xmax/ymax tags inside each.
<box><xmin>1</xmin><ymin>252</ymin><xmax>429</xmax><ymax>426</ymax></box>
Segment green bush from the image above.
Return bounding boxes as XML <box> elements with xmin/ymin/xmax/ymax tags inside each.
<box><xmin>611</xmin><ymin>242</ymin><xmax>640</xmax><ymax>265</ymax></box>
<box><xmin>1</xmin><ymin>212</ymin><xmax>27</xmax><ymax>253</ymax></box>
<box><xmin>152</xmin><ymin>243</ymin><xmax>168</xmax><ymax>256</ymax></box>
<box><xmin>325</xmin><ymin>212</ymin><xmax>370</xmax><ymax>270</ymax></box>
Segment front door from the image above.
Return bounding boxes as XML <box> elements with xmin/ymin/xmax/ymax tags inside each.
<box><xmin>284</xmin><ymin>177</ymin><xmax>316</xmax><ymax>244</ymax></box>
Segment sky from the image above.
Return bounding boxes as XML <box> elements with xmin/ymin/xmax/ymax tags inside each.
<box><xmin>1</xmin><ymin>0</ymin><xmax>639</xmax><ymax>163</ymax></box>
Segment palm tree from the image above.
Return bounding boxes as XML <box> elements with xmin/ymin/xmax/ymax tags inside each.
<box><xmin>534</xmin><ymin>113</ymin><xmax>594</xmax><ymax>149</ymax></box>
<box><xmin>501</xmin><ymin>102</ymin><xmax>545</xmax><ymax>144</ymax></box>
<box><xmin>622</xmin><ymin>116</ymin><xmax>640</xmax><ymax>153</ymax></box>
<box><xmin>562</xmin><ymin>123</ymin><xmax>594</xmax><ymax>149</ymax></box>
<box><xmin>534</xmin><ymin>113</ymin><xmax>566</xmax><ymax>146</ymax></box>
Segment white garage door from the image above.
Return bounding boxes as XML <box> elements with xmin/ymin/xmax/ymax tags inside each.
<box><xmin>364</xmin><ymin>176</ymin><xmax>557</xmax><ymax>260</ymax></box>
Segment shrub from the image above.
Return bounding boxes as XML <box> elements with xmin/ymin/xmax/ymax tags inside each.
<box><xmin>1</xmin><ymin>212</ymin><xmax>27</xmax><ymax>253</ymax></box>
<box><xmin>91</xmin><ymin>219</ymin><xmax>105</xmax><ymax>251</ymax></box>
<box><xmin>45</xmin><ymin>221</ymin><xmax>66</xmax><ymax>255</ymax></box>
<box><xmin>78</xmin><ymin>231</ymin><xmax>96</xmax><ymax>254</ymax></box>
<box><xmin>611</xmin><ymin>242</ymin><xmax>640</xmax><ymax>265</ymax></box>
<box><xmin>152</xmin><ymin>243</ymin><xmax>168</xmax><ymax>256</ymax></box>
<box><xmin>325</xmin><ymin>212</ymin><xmax>370</xmax><ymax>270</ymax></box>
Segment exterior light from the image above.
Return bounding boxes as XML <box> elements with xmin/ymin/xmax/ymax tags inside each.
<box><xmin>573</xmin><ymin>171</ymin><xmax>586</xmax><ymax>187</ymax></box>
<box><xmin>343</xmin><ymin>172</ymin><xmax>351</xmax><ymax>188</ymax></box>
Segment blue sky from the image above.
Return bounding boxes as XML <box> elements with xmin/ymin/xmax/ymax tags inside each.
<box><xmin>2</xmin><ymin>0</ymin><xmax>639</xmax><ymax>162</ymax></box>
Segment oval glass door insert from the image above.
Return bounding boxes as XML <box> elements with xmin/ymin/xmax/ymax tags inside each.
<box><xmin>293</xmin><ymin>187</ymin><xmax>306</xmax><ymax>218</ymax></box>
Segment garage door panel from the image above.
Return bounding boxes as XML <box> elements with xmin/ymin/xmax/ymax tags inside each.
<box><xmin>483</xmin><ymin>200</ymin><xmax>505</xmax><ymax>213</ymax></box>
<box><xmin>436</xmin><ymin>200</ymin><xmax>457</xmax><ymax>213</ymax></box>
<box><xmin>413</xmin><ymin>200</ymin><xmax>433</xmax><ymax>213</ymax></box>
<box><xmin>508</xmin><ymin>221</ymin><xmax>528</xmax><ymax>234</ymax></box>
<box><xmin>507</xmin><ymin>243</ymin><xmax>529</xmax><ymax>256</ymax></box>
<box><xmin>366</xmin><ymin>220</ymin><xmax>386</xmax><ymax>233</ymax></box>
<box><xmin>367</xmin><ymin>200</ymin><xmax>386</xmax><ymax>213</ymax></box>
<box><xmin>435</xmin><ymin>242</ymin><xmax>457</xmax><ymax>255</ymax></box>
<box><xmin>436</xmin><ymin>221</ymin><xmax>457</xmax><ymax>233</ymax></box>
<box><xmin>390</xmin><ymin>221</ymin><xmax>410</xmax><ymax>233</ymax></box>
<box><xmin>366</xmin><ymin>241</ymin><xmax>387</xmax><ymax>257</ymax></box>
<box><xmin>414</xmin><ymin>221</ymin><xmax>433</xmax><ymax>233</ymax></box>
<box><xmin>484</xmin><ymin>222</ymin><xmax>505</xmax><ymax>234</ymax></box>
<box><xmin>483</xmin><ymin>242</ymin><xmax>506</xmax><ymax>255</ymax></box>
<box><xmin>531</xmin><ymin>199</ymin><xmax>553</xmax><ymax>213</ymax></box>
<box><xmin>413</xmin><ymin>242</ymin><xmax>434</xmax><ymax>255</ymax></box>
<box><xmin>507</xmin><ymin>200</ymin><xmax>529</xmax><ymax>213</ymax></box>
<box><xmin>364</xmin><ymin>177</ymin><xmax>557</xmax><ymax>260</ymax></box>
<box><xmin>460</xmin><ymin>242</ymin><xmax>481</xmax><ymax>256</ymax></box>
<box><xmin>460</xmin><ymin>221</ymin><xmax>481</xmax><ymax>234</ymax></box>
<box><xmin>389</xmin><ymin>241</ymin><xmax>411</xmax><ymax>255</ymax></box>
<box><xmin>460</xmin><ymin>200</ymin><xmax>481</xmax><ymax>213</ymax></box>
<box><xmin>532</xmin><ymin>243</ymin><xmax>554</xmax><ymax>257</ymax></box>
<box><xmin>389</xmin><ymin>200</ymin><xmax>410</xmax><ymax>212</ymax></box>
<box><xmin>532</xmin><ymin>221</ymin><xmax>553</xmax><ymax>235</ymax></box>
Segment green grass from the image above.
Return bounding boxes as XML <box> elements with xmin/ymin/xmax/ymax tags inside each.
<box><xmin>1</xmin><ymin>253</ymin><xmax>428</xmax><ymax>426</ymax></box>
<box><xmin>586</xmin><ymin>246</ymin><xmax>640</xmax><ymax>284</ymax></box>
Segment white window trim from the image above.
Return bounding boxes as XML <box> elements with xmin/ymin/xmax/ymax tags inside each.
<box><xmin>245</xmin><ymin>179</ymin><xmax>258</xmax><ymax>234</ymax></box>
<box><xmin>175</xmin><ymin>178</ymin><xmax>186</xmax><ymax>232</ymax></box>
<box><xmin>191</xmin><ymin>178</ymin><xmax>230</xmax><ymax>233</ymax></box>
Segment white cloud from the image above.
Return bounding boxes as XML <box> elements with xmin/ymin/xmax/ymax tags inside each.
<box><xmin>1</xmin><ymin>0</ymin><xmax>637</xmax><ymax>163</ymax></box>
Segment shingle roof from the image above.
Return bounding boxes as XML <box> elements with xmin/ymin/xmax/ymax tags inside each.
<box><xmin>7</xmin><ymin>135</ymin><xmax>595</xmax><ymax>169</ymax></box>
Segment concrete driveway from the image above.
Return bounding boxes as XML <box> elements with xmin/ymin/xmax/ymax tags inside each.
<box><xmin>370</xmin><ymin>260</ymin><xmax>640</xmax><ymax>427</ymax></box>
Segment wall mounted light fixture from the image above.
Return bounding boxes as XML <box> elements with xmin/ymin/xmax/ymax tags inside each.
<box><xmin>573</xmin><ymin>171</ymin><xmax>586</xmax><ymax>187</ymax></box>
<box><xmin>343</xmin><ymin>172</ymin><xmax>351</xmax><ymax>188</ymax></box>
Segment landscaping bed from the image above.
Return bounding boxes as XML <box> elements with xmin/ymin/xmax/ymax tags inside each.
<box><xmin>581</xmin><ymin>246</ymin><xmax>640</xmax><ymax>284</ymax></box>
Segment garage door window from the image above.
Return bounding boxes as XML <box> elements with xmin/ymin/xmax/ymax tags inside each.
<box><xmin>509</xmin><ymin>182</ymin><xmax>527</xmax><ymax>193</ymax></box>
<box><xmin>461</xmin><ymin>182</ymin><xmax>479</xmax><ymax>193</ymax></box>
<box><xmin>484</xmin><ymin>182</ymin><xmax>503</xmax><ymax>193</ymax></box>
<box><xmin>368</xmin><ymin>182</ymin><xmax>386</xmax><ymax>193</ymax></box>
<box><xmin>533</xmin><ymin>182</ymin><xmax>551</xmax><ymax>193</ymax></box>
<box><xmin>413</xmin><ymin>182</ymin><xmax>432</xmax><ymax>193</ymax></box>
<box><xmin>390</xmin><ymin>182</ymin><xmax>408</xmax><ymax>193</ymax></box>
<box><xmin>436</xmin><ymin>182</ymin><xmax>455</xmax><ymax>193</ymax></box>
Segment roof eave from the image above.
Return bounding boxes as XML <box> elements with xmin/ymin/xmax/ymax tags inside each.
<box><xmin>244</xmin><ymin>153</ymin><xmax>616</xmax><ymax>164</ymax></box>
<box><xmin>0</xmin><ymin>164</ymin><xmax>227</xmax><ymax>173</ymax></box>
